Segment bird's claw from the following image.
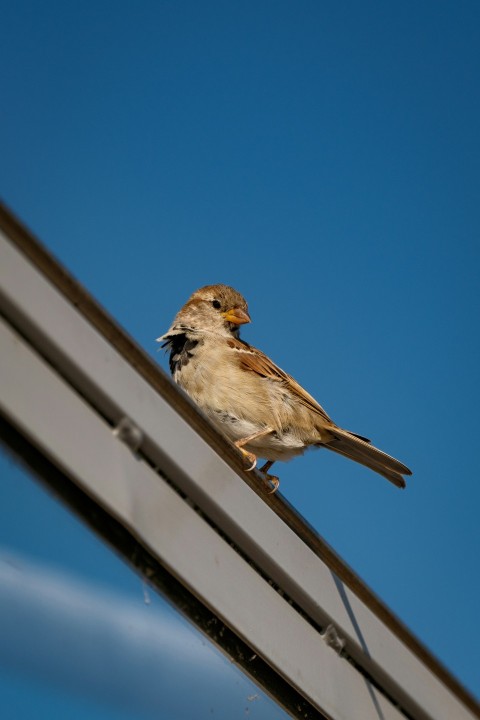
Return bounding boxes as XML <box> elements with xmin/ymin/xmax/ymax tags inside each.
<box><xmin>257</xmin><ymin>460</ymin><xmax>280</xmax><ymax>493</ymax></box>
<box><xmin>264</xmin><ymin>473</ymin><xmax>280</xmax><ymax>494</ymax></box>
<box><xmin>238</xmin><ymin>448</ymin><xmax>257</xmax><ymax>472</ymax></box>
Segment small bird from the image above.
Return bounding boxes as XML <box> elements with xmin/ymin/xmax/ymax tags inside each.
<box><xmin>158</xmin><ymin>284</ymin><xmax>412</xmax><ymax>491</ymax></box>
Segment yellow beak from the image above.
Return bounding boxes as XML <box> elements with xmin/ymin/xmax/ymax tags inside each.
<box><xmin>222</xmin><ymin>307</ymin><xmax>251</xmax><ymax>325</ymax></box>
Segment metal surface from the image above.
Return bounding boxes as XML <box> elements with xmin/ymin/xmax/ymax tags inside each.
<box><xmin>0</xmin><ymin>201</ymin><xmax>479</xmax><ymax>720</ymax></box>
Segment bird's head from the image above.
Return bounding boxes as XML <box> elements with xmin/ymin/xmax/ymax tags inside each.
<box><xmin>158</xmin><ymin>284</ymin><xmax>251</xmax><ymax>341</ymax></box>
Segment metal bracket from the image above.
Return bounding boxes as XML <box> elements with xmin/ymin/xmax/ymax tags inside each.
<box><xmin>322</xmin><ymin>623</ymin><xmax>346</xmax><ymax>655</ymax></box>
<box><xmin>113</xmin><ymin>416</ymin><xmax>144</xmax><ymax>452</ymax></box>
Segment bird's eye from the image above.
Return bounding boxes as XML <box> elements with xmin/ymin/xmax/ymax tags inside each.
<box><xmin>211</xmin><ymin>300</ymin><xmax>221</xmax><ymax>309</ymax></box>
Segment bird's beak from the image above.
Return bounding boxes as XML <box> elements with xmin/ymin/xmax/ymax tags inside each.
<box><xmin>222</xmin><ymin>307</ymin><xmax>251</xmax><ymax>325</ymax></box>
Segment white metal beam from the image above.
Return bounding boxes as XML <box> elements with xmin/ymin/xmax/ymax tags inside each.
<box><xmin>0</xmin><ymin>227</ymin><xmax>477</xmax><ymax>720</ymax></box>
<box><xmin>0</xmin><ymin>316</ymin><xmax>406</xmax><ymax>720</ymax></box>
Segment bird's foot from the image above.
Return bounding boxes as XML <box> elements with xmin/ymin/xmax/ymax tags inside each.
<box><xmin>236</xmin><ymin>447</ymin><xmax>257</xmax><ymax>472</ymax></box>
<box><xmin>258</xmin><ymin>460</ymin><xmax>280</xmax><ymax>494</ymax></box>
<box><xmin>234</xmin><ymin>448</ymin><xmax>279</xmax><ymax>492</ymax></box>
<box><xmin>234</xmin><ymin>429</ymin><xmax>274</xmax><ymax>473</ymax></box>
<box><xmin>264</xmin><ymin>473</ymin><xmax>280</xmax><ymax>494</ymax></box>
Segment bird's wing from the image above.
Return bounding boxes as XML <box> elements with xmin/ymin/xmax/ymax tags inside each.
<box><xmin>226</xmin><ymin>338</ymin><xmax>333</xmax><ymax>423</ymax></box>
<box><xmin>226</xmin><ymin>338</ymin><xmax>412</xmax><ymax>487</ymax></box>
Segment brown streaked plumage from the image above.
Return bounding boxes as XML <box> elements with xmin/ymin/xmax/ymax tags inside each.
<box><xmin>158</xmin><ymin>284</ymin><xmax>412</xmax><ymax>491</ymax></box>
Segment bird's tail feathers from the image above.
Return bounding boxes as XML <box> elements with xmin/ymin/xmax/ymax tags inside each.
<box><xmin>322</xmin><ymin>426</ymin><xmax>412</xmax><ymax>488</ymax></box>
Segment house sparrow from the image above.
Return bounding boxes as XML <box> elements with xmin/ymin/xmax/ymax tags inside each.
<box><xmin>158</xmin><ymin>284</ymin><xmax>412</xmax><ymax>491</ymax></box>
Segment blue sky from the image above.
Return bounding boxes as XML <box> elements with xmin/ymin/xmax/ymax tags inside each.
<box><xmin>1</xmin><ymin>0</ymin><xmax>479</xmax><ymax>710</ymax></box>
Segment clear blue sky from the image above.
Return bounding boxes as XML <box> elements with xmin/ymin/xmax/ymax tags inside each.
<box><xmin>1</xmin><ymin>0</ymin><xmax>479</xmax><ymax>711</ymax></box>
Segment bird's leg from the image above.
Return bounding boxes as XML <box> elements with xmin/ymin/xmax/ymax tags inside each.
<box><xmin>258</xmin><ymin>460</ymin><xmax>280</xmax><ymax>494</ymax></box>
<box><xmin>234</xmin><ymin>428</ymin><xmax>274</xmax><ymax>472</ymax></box>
